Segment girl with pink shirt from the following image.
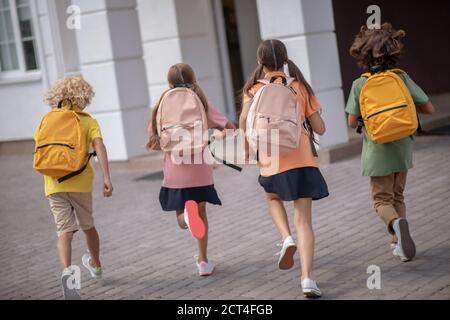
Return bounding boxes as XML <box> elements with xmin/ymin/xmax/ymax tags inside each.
<box><xmin>147</xmin><ymin>63</ymin><xmax>236</xmax><ymax>276</ymax></box>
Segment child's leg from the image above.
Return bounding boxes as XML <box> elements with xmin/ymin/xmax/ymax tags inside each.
<box><xmin>57</xmin><ymin>232</ymin><xmax>74</xmax><ymax>270</ymax></box>
<box><xmin>391</xmin><ymin>172</ymin><xmax>407</xmax><ymax>243</ymax></box>
<box><xmin>393</xmin><ymin>172</ymin><xmax>407</xmax><ymax>219</ymax></box>
<box><xmin>370</xmin><ymin>174</ymin><xmax>399</xmax><ymax>238</ymax></box>
<box><xmin>48</xmin><ymin>194</ymin><xmax>79</xmax><ymax>270</ymax></box>
<box><xmin>84</xmin><ymin>227</ymin><xmax>101</xmax><ymax>268</ymax></box>
<box><xmin>176</xmin><ymin>210</ymin><xmax>188</xmax><ymax>229</ymax></box>
<box><xmin>293</xmin><ymin>198</ymin><xmax>314</xmax><ymax>280</ymax></box>
<box><xmin>196</xmin><ymin>202</ymin><xmax>209</xmax><ymax>262</ymax></box>
<box><xmin>266</xmin><ymin>193</ymin><xmax>291</xmax><ymax>241</ymax></box>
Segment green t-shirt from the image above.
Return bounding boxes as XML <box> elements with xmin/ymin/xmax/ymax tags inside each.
<box><xmin>345</xmin><ymin>72</ymin><xmax>429</xmax><ymax>177</ymax></box>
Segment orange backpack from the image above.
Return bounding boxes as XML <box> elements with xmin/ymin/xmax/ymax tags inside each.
<box><xmin>33</xmin><ymin>100</ymin><xmax>95</xmax><ymax>183</ymax></box>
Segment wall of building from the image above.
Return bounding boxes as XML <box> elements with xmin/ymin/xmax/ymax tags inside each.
<box><xmin>0</xmin><ymin>0</ymin><xmax>59</xmax><ymax>142</ymax></box>
<box><xmin>1</xmin><ymin>0</ymin><xmax>355</xmax><ymax>158</ymax></box>
<box><xmin>137</xmin><ymin>0</ymin><xmax>234</xmax><ymax>120</ymax></box>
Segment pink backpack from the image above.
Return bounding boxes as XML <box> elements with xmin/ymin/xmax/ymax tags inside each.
<box><xmin>246</xmin><ymin>76</ymin><xmax>300</xmax><ymax>156</ymax></box>
<box><xmin>156</xmin><ymin>88</ymin><xmax>208</xmax><ymax>155</ymax></box>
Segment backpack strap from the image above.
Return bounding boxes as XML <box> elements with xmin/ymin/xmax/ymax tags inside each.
<box><xmin>207</xmin><ymin>138</ymin><xmax>242</xmax><ymax>172</ymax></box>
<box><xmin>390</xmin><ymin>68</ymin><xmax>406</xmax><ymax>75</ymax></box>
<box><xmin>57</xmin><ymin>152</ymin><xmax>97</xmax><ymax>183</ymax></box>
<box><xmin>257</xmin><ymin>79</ymin><xmax>270</xmax><ymax>85</ymax></box>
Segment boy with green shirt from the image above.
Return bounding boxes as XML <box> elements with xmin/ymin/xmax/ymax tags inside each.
<box><xmin>346</xmin><ymin>23</ymin><xmax>435</xmax><ymax>262</ymax></box>
<box><xmin>37</xmin><ymin>77</ymin><xmax>114</xmax><ymax>299</ymax></box>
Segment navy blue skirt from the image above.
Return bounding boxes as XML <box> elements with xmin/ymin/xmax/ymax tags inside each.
<box><xmin>159</xmin><ymin>185</ymin><xmax>222</xmax><ymax>212</ymax></box>
<box><xmin>259</xmin><ymin>167</ymin><xmax>329</xmax><ymax>201</ymax></box>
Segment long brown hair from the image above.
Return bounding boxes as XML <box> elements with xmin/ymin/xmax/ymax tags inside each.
<box><xmin>242</xmin><ymin>39</ymin><xmax>314</xmax><ymax>99</ymax></box>
<box><xmin>147</xmin><ymin>63</ymin><xmax>209</xmax><ymax>150</ymax></box>
<box><xmin>350</xmin><ymin>22</ymin><xmax>405</xmax><ymax>73</ymax></box>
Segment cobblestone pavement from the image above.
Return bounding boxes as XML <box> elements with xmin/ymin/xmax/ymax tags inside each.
<box><xmin>0</xmin><ymin>135</ymin><xmax>449</xmax><ymax>300</ymax></box>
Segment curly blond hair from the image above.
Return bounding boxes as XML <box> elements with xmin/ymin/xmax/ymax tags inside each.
<box><xmin>44</xmin><ymin>76</ymin><xmax>95</xmax><ymax>109</ymax></box>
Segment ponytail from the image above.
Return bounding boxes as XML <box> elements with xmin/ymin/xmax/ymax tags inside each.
<box><xmin>191</xmin><ymin>82</ymin><xmax>209</xmax><ymax>113</ymax></box>
<box><xmin>286</xmin><ymin>59</ymin><xmax>318</xmax><ymax>144</ymax></box>
<box><xmin>146</xmin><ymin>90</ymin><xmax>170</xmax><ymax>150</ymax></box>
<box><xmin>242</xmin><ymin>64</ymin><xmax>264</xmax><ymax>99</ymax></box>
<box><xmin>287</xmin><ymin>59</ymin><xmax>314</xmax><ymax>97</ymax></box>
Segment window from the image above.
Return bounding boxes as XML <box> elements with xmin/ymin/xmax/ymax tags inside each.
<box><xmin>0</xmin><ymin>0</ymin><xmax>38</xmax><ymax>73</ymax></box>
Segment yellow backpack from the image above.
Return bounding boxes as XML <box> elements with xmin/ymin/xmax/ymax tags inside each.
<box><xmin>33</xmin><ymin>100</ymin><xmax>95</xmax><ymax>183</ymax></box>
<box><xmin>359</xmin><ymin>69</ymin><xmax>418</xmax><ymax>144</ymax></box>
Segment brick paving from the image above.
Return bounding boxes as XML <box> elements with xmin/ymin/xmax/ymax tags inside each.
<box><xmin>0</xmin><ymin>135</ymin><xmax>449</xmax><ymax>300</ymax></box>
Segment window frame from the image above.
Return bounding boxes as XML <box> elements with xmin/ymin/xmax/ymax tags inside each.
<box><xmin>0</xmin><ymin>0</ymin><xmax>40</xmax><ymax>80</ymax></box>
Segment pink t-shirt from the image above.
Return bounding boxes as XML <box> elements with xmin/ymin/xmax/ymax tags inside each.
<box><xmin>162</xmin><ymin>104</ymin><xmax>229</xmax><ymax>189</ymax></box>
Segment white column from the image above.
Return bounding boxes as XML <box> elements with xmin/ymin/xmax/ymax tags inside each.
<box><xmin>257</xmin><ymin>0</ymin><xmax>349</xmax><ymax>147</ymax></box>
<box><xmin>137</xmin><ymin>0</ymin><xmax>233</xmax><ymax>119</ymax></box>
<box><xmin>72</xmin><ymin>0</ymin><xmax>150</xmax><ymax>161</ymax></box>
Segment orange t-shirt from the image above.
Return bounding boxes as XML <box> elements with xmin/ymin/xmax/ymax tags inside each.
<box><xmin>243</xmin><ymin>71</ymin><xmax>321</xmax><ymax>177</ymax></box>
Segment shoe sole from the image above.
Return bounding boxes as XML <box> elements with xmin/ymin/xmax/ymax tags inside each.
<box><xmin>186</xmin><ymin>200</ymin><xmax>205</xmax><ymax>240</ymax></box>
<box><xmin>82</xmin><ymin>255</ymin><xmax>102</xmax><ymax>279</ymax></box>
<box><xmin>61</xmin><ymin>274</ymin><xmax>81</xmax><ymax>300</ymax></box>
<box><xmin>394</xmin><ymin>219</ymin><xmax>416</xmax><ymax>260</ymax></box>
<box><xmin>199</xmin><ymin>269</ymin><xmax>214</xmax><ymax>277</ymax></box>
<box><xmin>278</xmin><ymin>244</ymin><xmax>297</xmax><ymax>270</ymax></box>
<box><xmin>303</xmin><ymin>289</ymin><xmax>322</xmax><ymax>298</ymax></box>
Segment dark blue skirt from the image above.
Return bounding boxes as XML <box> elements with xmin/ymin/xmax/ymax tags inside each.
<box><xmin>159</xmin><ymin>185</ymin><xmax>222</xmax><ymax>212</ymax></box>
<box><xmin>259</xmin><ymin>167</ymin><xmax>329</xmax><ymax>201</ymax></box>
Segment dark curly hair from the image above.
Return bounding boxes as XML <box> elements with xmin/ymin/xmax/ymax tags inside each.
<box><xmin>350</xmin><ymin>22</ymin><xmax>406</xmax><ymax>73</ymax></box>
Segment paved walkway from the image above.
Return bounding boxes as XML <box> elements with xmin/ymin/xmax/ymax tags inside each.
<box><xmin>0</xmin><ymin>135</ymin><xmax>449</xmax><ymax>300</ymax></box>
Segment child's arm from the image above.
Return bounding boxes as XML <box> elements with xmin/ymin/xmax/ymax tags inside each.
<box><xmin>308</xmin><ymin>112</ymin><xmax>326</xmax><ymax>136</ymax></box>
<box><xmin>348</xmin><ymin>114</ymin><xmax>359</xmax><ymax>129</ymax></box>
<box><xmin>417</xmin><ymin>101</ymin><xmax>435</xmax><ymax>115</ymax></box>
<box><xmin>92</xmin><ymin>138</ymin><xmax>113</xmax><ymax>198</ymax></box>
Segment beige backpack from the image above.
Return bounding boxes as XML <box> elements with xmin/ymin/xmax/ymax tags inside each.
<box><xmin>246</xmin><ymin>76</ymin><xmax>300</xmax><ymax>156</ymax></box>
<box><xmin>156</xmin><ymin>87</ymin><xmax>208</xmax><ymax>155</ymax></box>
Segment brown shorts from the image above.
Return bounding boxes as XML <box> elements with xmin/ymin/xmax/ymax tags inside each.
<box><xmin>47</xmin><ymin>193</ymin><xmax>94</xmax><ymax>236</ymax></box>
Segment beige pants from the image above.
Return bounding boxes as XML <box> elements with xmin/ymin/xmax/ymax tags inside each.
<box><xmin>48</xmin><ymin>193</ymin><xmax>94</xmax><ymax>236</ymax></box>
<box><xmin>370</xmin><ymin>172</ymin><xmax>407</xmax><ymax>241</ymax></box>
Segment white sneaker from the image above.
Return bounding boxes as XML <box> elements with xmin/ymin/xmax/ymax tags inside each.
<box><xmin>195</xmin><ymin>256</ymin><xmax>215</xmax><ymax>276</ymax></box>
<box><xmin>61</xmin><ymin>267</ymin><xmax>81</xmax><ymax>300</ymax></box>
<box><xmin>82</xmin><ymin>253</ymin><xmax>102</xmax><ymax>279</ymax></box>
<box><xmin>392</xmin><ymin>218</ymin><xmax>416</xmax><ymax>260</ymax></box>
<box><xmin>392</xmin><ymin>243</ymin><xmax>410</xmax><ymax>262</ymax></box>
<box><xmin>301</xmin><ymin>278</ymin><xmax>322</xmax><ymax>298</ymax></box>
<box><xmin>276</xmin><ymin>236</ymin><xmax>297</xmax><ymax>270</ymax></box>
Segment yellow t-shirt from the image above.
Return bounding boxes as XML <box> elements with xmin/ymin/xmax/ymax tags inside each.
<box><xmin>34</xmin><ymin>111</ymin><xmax>103</xmax><ymax>197</ymax></box>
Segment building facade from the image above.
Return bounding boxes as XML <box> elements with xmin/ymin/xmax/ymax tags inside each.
<box><xmin>0</xmin><ymin>0</ymin><xmax>386</xmax><ymax>160</ymax></box>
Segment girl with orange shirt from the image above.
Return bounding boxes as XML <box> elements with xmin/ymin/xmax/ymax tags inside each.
<box><xmin>240</xmin><ymin>40</ymin><xmax>329</xmax><ymax>298</ymax></box>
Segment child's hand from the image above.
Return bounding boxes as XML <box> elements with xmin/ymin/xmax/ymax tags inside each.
<box><xmin>103</xmin><ymin>178</ymin><xmax>113</xmax><ymax>197</ymax></box>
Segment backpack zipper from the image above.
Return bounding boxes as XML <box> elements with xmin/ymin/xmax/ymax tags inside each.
<box><xmin>37</xmin><ymin>143</ymin><xmax>75</xmax><ymax>150</ymax></box>
<box><xmin>161</xmin><ymin>123</ymin><xmax>194</xmax><ymax>132</ymax></box>
<box><xmin>367</xmin><ymin>105</ymin><xmax>407</xmax><ymax>119</ymax></box>
<box><xmin>258</xmin><ymin>115</ymin><xmax>297</xmax><ymax>125</ymax></box>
